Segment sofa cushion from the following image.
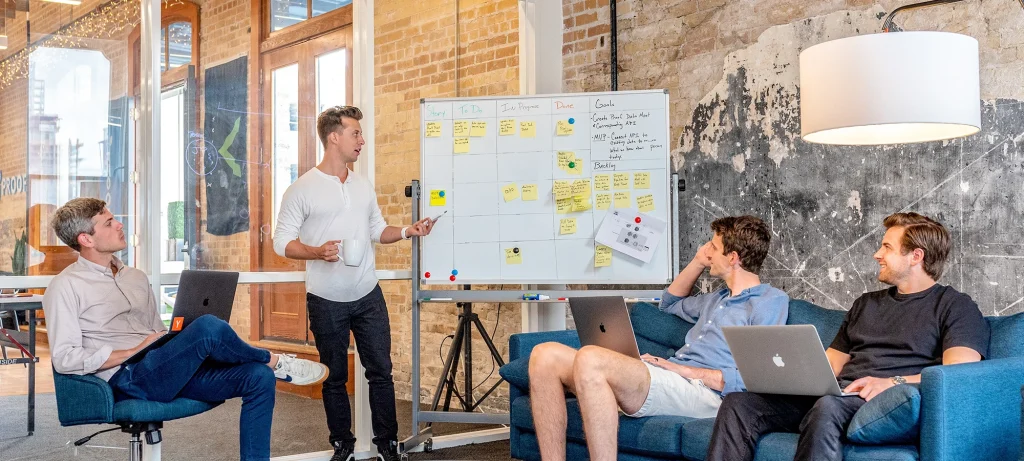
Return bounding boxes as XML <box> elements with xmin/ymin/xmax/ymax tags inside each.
<box><xmin>749</xmin><ymin>432</ymin><xmax>920</xmax><ymax>461</ymax></box>
<box><xmin>630</xmin><ymin>302</ymin><xmax>693</xmax><ymax>354</ymax></box>
<box><xmin>510</xmin><ymin>396</ymin><xmax>695</xmax><ymax>457</ymax></box>
<box><xmin>987</xmin><ymin>312</ymin><xmax>1024</xmax><ymax>359</ymax></box>
<box><xmin>847</xmin><ymin>384</ymin><xmax>922</xmax><ymax>444</ymax></box>
<box><xmin>499</xmin><ymin>356</ymin><xmax>531</xmax><ymax>392</ymax></box>
<box><xmin>786</xmin><ymin>299</ymin><xmax>845</xmax><ymax>347</ymax></box>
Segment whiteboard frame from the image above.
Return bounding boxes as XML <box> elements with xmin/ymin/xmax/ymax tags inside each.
<box><xmin>418</xmin><ymin>90</ymin><xmax>676</xmax><ymax>285</ymax></box>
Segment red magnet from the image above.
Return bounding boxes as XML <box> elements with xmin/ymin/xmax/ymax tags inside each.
<box><xmin>425</xmin><ymin>272</ymin><xmax>431</xmax><ymax>278</ymax></box>
<box><xmin>450</xmin><ymin>275</ymin><xmax>456</xmax><ymax>281</ymax></box>
<box><xmin>635</xmin><ymin>217</ymin><xmax>642</xmax><ymax>223</ymax></box>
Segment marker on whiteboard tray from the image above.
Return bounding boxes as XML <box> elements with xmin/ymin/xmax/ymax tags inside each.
<box><xmin>625</xmin><ymin>297</ymin><xmax>661</xmax><ymax>303</ymax></box>
<box><xmin>424</xmin><ymin>297</ymin><xmax>453</xmax><ymax>301</ymax></box>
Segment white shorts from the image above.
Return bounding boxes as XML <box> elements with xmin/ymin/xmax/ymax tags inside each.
<box><xmin>625</xmin><ymin>363</ymin><xmax>724</xmax><ymax>419</ymax></box>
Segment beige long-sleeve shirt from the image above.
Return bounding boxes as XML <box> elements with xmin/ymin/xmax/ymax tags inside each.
<box><xmin>42</xmin><ymin>256</ymin><xmax>166</xmax><ymax>381</ymax></box>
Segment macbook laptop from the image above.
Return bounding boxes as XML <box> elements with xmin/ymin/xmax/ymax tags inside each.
<box><xmin>568</xmin><ymin>296</ymin><xmax>641</xmax><ymax>359</ymax></box>
<box><xmin>722</xmin><ymin>325</ymin><xmax>857</xmax><ymax>397</ymax></box>
<box><xmin>123</xmin><ymin>270</ymin><xmax>240</xmax><ymax>365</ymax></box>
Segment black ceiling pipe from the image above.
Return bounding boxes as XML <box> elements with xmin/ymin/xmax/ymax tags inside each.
<box><xmin>610</xmin><ymin>0</ymin><xmax>618</xmax><ymax>91</ymax></box>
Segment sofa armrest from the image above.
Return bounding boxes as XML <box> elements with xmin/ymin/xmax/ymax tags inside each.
<box><xmin>53</xmin><ymin>371</ymin><xmax>116</xmax><ymax>426</ymax></box>
<box><xmin>920</xmin><ymin>357</ymin><xmax>1024</xmax><ymax>461</ymax></box>
<box><xmin>508</xmin><ymin>330</ymin><xmax>580</xmax><ymax>362</ymax></box>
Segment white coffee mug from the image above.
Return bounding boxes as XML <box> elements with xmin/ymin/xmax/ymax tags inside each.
<box><xmin>338</xmin><ymin>239</ymin><xmax>366</xmax><ymax>267</ymax></box>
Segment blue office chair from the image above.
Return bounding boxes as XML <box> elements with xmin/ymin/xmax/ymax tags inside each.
<box><xmin>53</xmin><ymin>370</ymin><xmax>221</xmax><ymax>461</ymax></box>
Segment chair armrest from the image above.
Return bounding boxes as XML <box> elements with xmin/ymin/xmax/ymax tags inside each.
<box><xmin>920</xmin><ymin>357</ymin><xmax>1024</xmax><ymax>461</ymax></box>
<box><xmin>53</xmin><ymin>371</ymin><xmax>115</xmax><ymax>426</ymax></box>
<box><xmin>508</xmin><ymin>330</ymin><xmax>580</xmax><ymax>362</ymax></box>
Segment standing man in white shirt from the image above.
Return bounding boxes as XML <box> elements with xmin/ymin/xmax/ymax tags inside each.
<box><xmin>273</xmin><ymin>106</ymin><xmax>433</xmax><ymax>461</ymax></box>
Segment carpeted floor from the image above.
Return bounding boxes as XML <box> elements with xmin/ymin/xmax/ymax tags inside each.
<box><xmin>0</xmin><ymin>392</ymin><xmax>512</xmax><ymax>460</ymax></box>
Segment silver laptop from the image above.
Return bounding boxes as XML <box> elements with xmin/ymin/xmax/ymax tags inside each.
<box><xmin>568</xmin><ymin>296</ymin><xmax>641</xmax><ymax>359</ymax></box>
<box><xmin>722</xmin><ymin>325</ymin><xmax>857</xmax><ymax>397</ymax></box>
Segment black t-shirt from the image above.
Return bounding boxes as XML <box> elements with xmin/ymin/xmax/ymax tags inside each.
<box><xmin>830</xmin><ymin>284</ymin><xmax>990</xmax><ymax>386</ymax></box>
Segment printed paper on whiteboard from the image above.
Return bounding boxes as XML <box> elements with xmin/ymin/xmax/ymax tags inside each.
<box><xmin>594</xmin><ymin>208</ymin><xmax>666</xmax><ymax>264</ymax></box>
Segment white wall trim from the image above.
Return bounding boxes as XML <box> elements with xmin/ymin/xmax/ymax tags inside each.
<box><xmin>353</xmin><ymin>0</ymin><xmax>375</xmax><ymax>186</ymax></box>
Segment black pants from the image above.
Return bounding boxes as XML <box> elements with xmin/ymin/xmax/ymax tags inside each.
<box><xmin>307</xmin><ymin>285</ymin><xmax>398</xmax><ymax>447</ymax></box>
<box><xmin>706</xmin><ymin>392</ymin><xmax>866</xmax><ymax>461</ymax></box>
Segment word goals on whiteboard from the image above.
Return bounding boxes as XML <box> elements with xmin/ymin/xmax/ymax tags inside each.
<box><xmin>419</xmin><ymin>90</ymin><xmax>672</xmax><ymax>285</ymax></box>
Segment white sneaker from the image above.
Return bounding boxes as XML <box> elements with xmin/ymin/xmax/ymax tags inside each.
<box><xmin>274</xmin><ymin>354</ymin><xmax>328</xmax><ymax>385</ymax></box>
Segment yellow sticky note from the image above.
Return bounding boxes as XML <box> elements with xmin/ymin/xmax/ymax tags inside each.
<box><xmin>470</xmin><ymin>121</ymin><xmax>487</xmax><ymax>137</ymax></box>
<box><xmin>502</xmin><ymin>184</ymin><xmax>519</xmax><ymax>202</ymax></box>
<box><xmin>572</xmin><ymin>196</ymin><xmax>591</xmax><ymax>212</ymax></box>
<box><xmin>430</xmin><ymin>190</ymin><xmax>446</xmax><ymax>207</ymax></box>
<box><xmin>596</xmin><ymin>193</ymin><xmax>611</xmax><ymax>210</ymax></box>
<box><xmin>634</xmin><ymin>172</ymin><xmax>650</xmax><ymax>189</ymax></box>
<box><xmin>505</xmin><ymin>248</ymin><xmax>522</xmax><ymax>265</ymax></box>
<box><xmin>559</xmin><ymin>218</ymin><xmax>577</xmax><ymax>235</ymax></box>
<box><xmin>454</xmin><ymin>137</ymin><xmax>470</xmax><ymax>154</ymax></box>
<box><xmin>425</xmin><ymin>121</ymin><xmax>442</xmax><ymax>138</ymax></box>
<box><xmin>499</xmin><ymin>119</ymin><xmax>516</xmax><ymax>136</ymax></box>
<box><xmin>595</xmin><ymin>244</ymin><xmax>612</xmax><ymax>267</ymax></box>
<box><xmin>521</xmin><ymin>184</ymin><xmax>538</xmax><ymax>201</ymax></box>
<box><xmin>556</xmin><ymin>120</ymin><xmax>574</xmax><ymax>136</ymax></box>
<box><xmin>594</xmin><ymin>174</ymin><xmax>611</xmax><ymax>191</ymax></box>
<box><xmin>553</xmin><ymin>180</ymin><xmax>571</xmax><ymax>200</ymax></box>
<box><xmin>520</xmin><ymin>121</ymin><xmax>536</xmax><ymax>138</ymax></box>
<box><xmin>557</xmin><ymin>151</ymin><xmax>573</xmax><ymax>171</ymax></box>
<box><xmin>555</xmin><ymin>198</ymin><xmax>573</xmax><ymax>214</ymax></box>
<box><xmin>637</xmin><ymin>194</ymin><xmax>655</xmax><ymax>212</ymax></box>
<box><xmin>453</xmin><ymin>120</ymin><xmax>470</xmax><ymax>137</ymax></box>
<box><xmin>614</xmin><ymin>191</ymin><xmax>630</xmax><ymax>208</ymax></box>
<box><xmin>571</xmin><ymin>179</ymin><xmax>591</xmax><ymax>198</ymax></box>
<box><xmin>613</xmin><ymin>173</ymin><xmax>630</xmax><ymax>190</ymax></box>
<box><xmin>568</xmin><ymin>158</ymin><xmax>583</xmax><ymax>175</ymax></box>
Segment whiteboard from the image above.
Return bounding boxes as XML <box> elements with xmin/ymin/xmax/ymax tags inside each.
<box><xmin>419</xmin><ymin>90</ymin><xmax>673</xmax><ymax>284</ymax></box>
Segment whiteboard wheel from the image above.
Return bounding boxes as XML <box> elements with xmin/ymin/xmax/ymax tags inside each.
<box><xmin>400</xmin><ymin>454</ymin><xmax>409</xmax><ymax>461</ymax></box>
<box><xmin>424</xmin><ymin>438</ymin><xmax>433</xmax><ymax>452</ymax></box>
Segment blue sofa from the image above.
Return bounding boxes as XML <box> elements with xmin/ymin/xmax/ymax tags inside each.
<box><xmin>501</xmin><ymin>300</ymin><xmax>1024</xmax><ymax>461</ymax></box>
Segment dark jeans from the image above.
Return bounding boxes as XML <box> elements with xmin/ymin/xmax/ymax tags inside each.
<box><xmin>109</xmin><ymin>315</ymin><xmax>275</xmax><ymax>461</ymax></box>
<box><xmin>307</xmin><ymin>285</ymin><xmax>397</xmax><ymax>447</ymax></box>
<box><xmin>706</xmin><ymin>392</ymin><xmax>866</xmax><ymax>461</ymax></box>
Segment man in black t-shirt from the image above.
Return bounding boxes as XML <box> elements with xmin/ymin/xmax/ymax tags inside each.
<box><xmin>706</xmin><ymin>212</ymin><xmax>991</xmax><ymax>461</ymax></box>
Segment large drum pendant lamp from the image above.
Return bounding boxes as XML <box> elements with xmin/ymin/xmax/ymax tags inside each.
<box><xmin>799</xmin><ymin>31</ymin><xmax>980</xmax><ymax>145</ymax></box>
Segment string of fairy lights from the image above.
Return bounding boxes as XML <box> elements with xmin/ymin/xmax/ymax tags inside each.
<box><xmin>0</xmin><ymin>0</ymin><xmax>183</xmax><ymax>90</ymax></box>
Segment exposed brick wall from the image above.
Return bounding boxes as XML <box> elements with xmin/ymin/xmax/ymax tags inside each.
<box><xmin>375</xmin><ymin>0</ymin><xmax>520</xmax><ymax>411</ymax></box>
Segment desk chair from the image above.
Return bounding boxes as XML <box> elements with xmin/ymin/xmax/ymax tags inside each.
<box><xmin>53</xmin><ymin>370</ymin><xmax>221</xmax><ymax>461</ymax></box>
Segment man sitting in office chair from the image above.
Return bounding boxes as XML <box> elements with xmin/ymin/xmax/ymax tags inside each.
<box><xmin>43</xmin><ymin>198</ymin><xmax>328</xmax><ymax>461</ymax></box>
<box><xmin>528</xmin><ymin>215</ymin><xmax>790</xmax><ymax>461</ymax></box>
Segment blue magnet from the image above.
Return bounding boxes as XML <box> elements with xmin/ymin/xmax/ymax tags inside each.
<box><xmin>451</xmin><ymin>269</ymin><xmax>459</xmax><ymax>276</ymax></box>
<box><xmin>568</xmin><ymin>118</ymin><xmax>575</xmax><ymax>125</ymax></box>
<box><xmin>439</xmin><ymin>191</ymin><xmax>445</xmax><ymax>197</ymax></box>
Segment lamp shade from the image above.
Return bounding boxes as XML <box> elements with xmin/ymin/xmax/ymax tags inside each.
<box><xmin>799</xmin><ymin>31</ymin><xmax>980</xmax><ymax>145</ymax></box>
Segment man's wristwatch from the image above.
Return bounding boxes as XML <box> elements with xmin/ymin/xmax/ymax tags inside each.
<box><xmin>891</xmin><ymin>376</ymin><xmax>906</xmax><ymax>386</ymax></box>
<box><xmin>401</xmin><ymin>227</ymin><xmax>410</xmax><ymax>239</ymax></box>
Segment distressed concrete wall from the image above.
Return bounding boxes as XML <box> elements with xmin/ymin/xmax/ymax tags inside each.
<box><xmin>565</xmin><ymin>0</ymin><xmax>1024</xmax><ymax>316</ymax></box>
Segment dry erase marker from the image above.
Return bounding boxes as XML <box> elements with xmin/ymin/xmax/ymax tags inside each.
<box><xmin>431</xmin><ymin>210</ymin><xmax>448</xmax><ymax>223</ymax></box>
<box><xmin>423</xmin><ymin>297</ymin><xmax>453</xmax><ymax>301</ymax></box>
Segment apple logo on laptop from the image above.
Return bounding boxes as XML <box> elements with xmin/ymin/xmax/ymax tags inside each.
<box><xmin>773</xmin><ymin>354</ymin><xmax>785</xmax><ymax>367</ymax></box>
<box><xmin>203</xmin><ymin>298</ymin><xmax>210</xmax><ymax>307</ymax></box>
<box><xmin>599</xmin><ymin>323</ymin><xmax>606</xmax><ymax>333</ymax></box>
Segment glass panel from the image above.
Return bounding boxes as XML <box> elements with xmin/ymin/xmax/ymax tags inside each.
<box><xmin>271</xmin><ymin>64</ymin><xmax>300</xmax><ymax>235</ymax></box>
<box><xmin>160</xmin><ymin>27</ymin><xmax>167</xmax><ymax>73</ymax></box>
<box><xmin>160</xmin><ymin>87</ymin><xmax>185</xmax><ymax>274</ymax></box>
<box><xmin>271</xmin><ymin>0</ymin><xmax>307</xmax><ymax>31</ymax></box>
<box><xmin>315</xmin><ymin>48</ymin><xmax>346</xmax><ymax>163</ymax></box>
<box><xmin>166</xmin><ymin>22</ymin><xmax>192</xmax><ymax>69</ymax></box>
<box><xmin>312</xmin><ymin>0</ymin><xmax>351</xmax><ymax>17</ymax></box>
<box><xmin>25</xmin><ymin>45</ymin><xmax>134</xmax><ymax>274</ymax></box>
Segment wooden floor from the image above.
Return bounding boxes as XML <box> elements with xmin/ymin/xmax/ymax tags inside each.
<box><xmin>0</xmin><ymin>343</ymin><xmax>54</xmax><ymax>397</ymax></box>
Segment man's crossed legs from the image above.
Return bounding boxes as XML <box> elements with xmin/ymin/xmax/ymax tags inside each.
<box><xmin>528</xmin><ymin>343</ymin><xmax>722</xmax><ymax>461</ymax></box>
<box><xmin>109</xmin><ymin>314</ymin><xmax>326</xmax><ymax>461</ymax></box>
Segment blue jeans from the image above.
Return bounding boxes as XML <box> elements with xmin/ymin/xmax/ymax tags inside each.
<box><xmin>307</xmin><ymin>285</ymin><xmax>398</xmax><ymax>447</ymax></box>
<box><xmin>109</xmin><ymin>315</ymin><xmax>275</xmax><ymax>461</ymax></box>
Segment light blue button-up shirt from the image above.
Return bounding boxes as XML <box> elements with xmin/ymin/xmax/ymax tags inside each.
<box><xmin>659</xmin><ymin>284</ymin><xmax>789</xmax><ymax>395</ymax></box>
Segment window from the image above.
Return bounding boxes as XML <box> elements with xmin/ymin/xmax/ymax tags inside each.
<box><xmin>270</xmin><ymin>0</ymin><xmax>351</xmax><ymax>31</ymax></box>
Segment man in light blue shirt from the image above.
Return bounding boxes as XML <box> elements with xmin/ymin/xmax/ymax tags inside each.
<box><xmin>528</xmin><ymin>216</ymin><xmax>789</xmax><ymax>461</ymax></box>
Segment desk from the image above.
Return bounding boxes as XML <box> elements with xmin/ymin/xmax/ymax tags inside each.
<box><xmin>0</xmin><ymin>294</ymin><xmax>42</xmax><ymax>436</ymax></box>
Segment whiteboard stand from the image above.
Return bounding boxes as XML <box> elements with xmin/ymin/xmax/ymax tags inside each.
<box><xmin>400</xmin><ymin>176</ymin><xmax>681</xmax><ymax>454</ymax></box>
